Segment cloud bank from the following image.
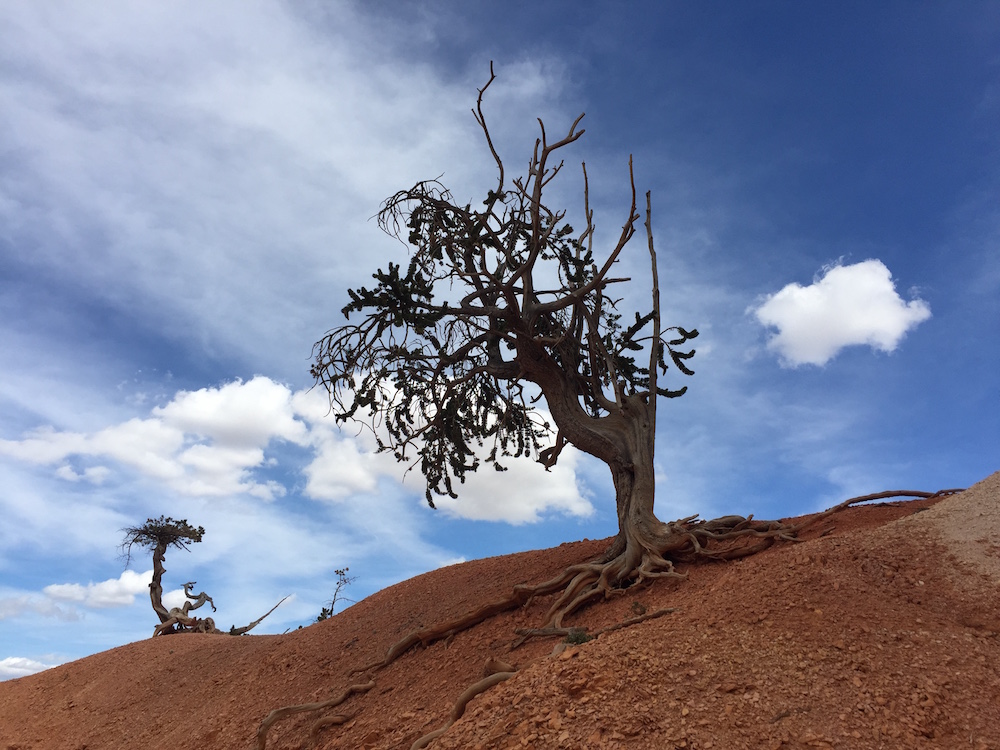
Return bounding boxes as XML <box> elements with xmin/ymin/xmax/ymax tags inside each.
<box><xmin>0</xmin><ymin>377</ymin><xmax>590</xmax><ymax>525</ymax></box>
<box><xmin>751</xmin><ymin>259</ymin><xmax>931</xmax><ymax>367</ymax></box>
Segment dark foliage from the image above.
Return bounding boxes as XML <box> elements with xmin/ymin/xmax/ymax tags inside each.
<box><xmin>311</xmin><ymin>66</ymin><xmax>696</xmax><ymax>508</ymax></box>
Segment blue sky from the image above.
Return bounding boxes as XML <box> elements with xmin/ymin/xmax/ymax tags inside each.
<box><xmin>1</xmin><ymin>1</ymin><xmax>997</xmax><ymax>679</ymax></box>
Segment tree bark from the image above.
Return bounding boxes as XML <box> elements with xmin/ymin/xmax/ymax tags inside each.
<box><xmin>596</xmin><ymin>396</ymin><xmax>667</xmax><ymax>576</ymax></box>
<box><xmin>519</xmin><ymin>338</ymin><xmax>669</xmax><ymax>580</ymax></box>
<box><xmin>149</xmin><ymin>542</ymin><xmax>171</xmax><ymax>623</ymax></box>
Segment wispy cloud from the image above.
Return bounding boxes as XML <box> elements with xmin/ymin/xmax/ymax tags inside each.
<box><xmin>0</xmin><ymin>2</ymin><xmax>575</xmax><ymax>387</ymax></box>
<box><xmin>0</xmin><ymin>595</ymin><xmax>79</xmax><ymax>623</ymax></box>
<box><xmin>750</xmin><ymin>259</ymin><xmax>931</xmax><ymax>367</ymax></box>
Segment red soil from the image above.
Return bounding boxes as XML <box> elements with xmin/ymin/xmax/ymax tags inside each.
<box><xmin>2</xmin><ymin>472</ymin><xmax>998</xmax><ymax>750</ymax></box>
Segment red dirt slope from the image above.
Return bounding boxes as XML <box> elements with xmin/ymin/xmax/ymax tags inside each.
<box><xmin>2</xmin><ymin>472</ymin><xmax>998</xmax><ymax>750</ymax></box>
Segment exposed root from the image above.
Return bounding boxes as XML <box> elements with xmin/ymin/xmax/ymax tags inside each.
<box><xmin>259</xmin><ymin>487</ymin><xmax>963</xmax><ymax>749</ymax></box>
<box><xmin>402</xmin><ymin>606</ymin><xmax>679</xmax><ymax>748</ymax></box>
<box><xmin>152</xmin><ymin>582</ymin><xmax>288</xmax><ymax>637</ymax></box>
<box><xmin>511</xmin><ymin>625</ymin><xmax>587</xmax><ymax>648</ymax></box>
<box><xmin>512</xmin><ymin>606</ymin><xmax>679</xmax><ymax>649</ymax></box>
<box><xmin>254</xmin><ymin>680</ymin><xmax>375</xmax><ymax>750</ymax></box>
<box><xmin>593</xmin><ymin>605</ymin><xmax>678</xmax><ymax>636</ymax></box>
<box><xmin>349</xmin><ymin>592</ymin><xmax>536</xmax><ymax>674</ymax></box>
<box><xmin>410</xmin><ymin>667</ymin><xmax>518</xmax><ymax>750</ymax></box>
<box><xmin>351</xmin><ymin>489</ymin><xmax>962</xmax><ymax>675</ymax></box>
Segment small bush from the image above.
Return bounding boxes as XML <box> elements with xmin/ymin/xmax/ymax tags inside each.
<box><xmin>563</xmin><ymin>628</ymin><xmax>593</xmax><ymax>645</ymax></box>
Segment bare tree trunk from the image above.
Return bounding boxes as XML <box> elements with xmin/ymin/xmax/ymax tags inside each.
<box><xmin>596</xmin><ymin>398</ymin><xmax>667</xmax><ymax>576</ymax></box>
<box><xmin>149</xmin><ymin>542</ymin><xmax>171</xmax><ymax>623</ymax></box>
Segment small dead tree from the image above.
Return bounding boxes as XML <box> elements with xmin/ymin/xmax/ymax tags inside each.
<box><xmin>316</xmin><ymin>567</ymin><xmax>356</xmax><ymax>622</ymax></box>
<box><xmin>120</xmin><ymin>515</ymin><xmax>285</xmax><ymax>636</ymax></box>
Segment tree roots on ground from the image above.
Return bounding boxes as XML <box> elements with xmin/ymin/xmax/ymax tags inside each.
<box><xmin>255</xmin><ymin>489</ymin><xmax>962</xmax><ymax>749</ymax></box>
<box><xmin>153</xmin><ymin>583</ymin><xmax>288</xmax><ymax>637</ymax></box>
<box><xmin>254</xmin><ymin>681</ymin><xmax>376</xmax><ymax>750</ymax></box>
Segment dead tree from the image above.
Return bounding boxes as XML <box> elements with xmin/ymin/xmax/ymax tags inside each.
<box><xmin>269</xmin><ymin>67</ymin><xmax>964</xmax><ymax>750</ymax></box>
<box><xmin>120</xmin><ymin>515</ymin><xmax>285</xmax><ymax>636</ymax></box>
<box><xmin>311</xmin><ymin>66</ymin><xmax>780</xmax><ymax>628</ymax></box>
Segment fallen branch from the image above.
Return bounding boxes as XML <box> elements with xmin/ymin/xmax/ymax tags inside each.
<box><xmin>230</xmin><ymin>596</ymin><xmax>290</xmax><ymax>636</ymax></box>
<box><xmin>791</xmin><ymin>489</ymin><xmax>964</xmax><ymax>534</ymax></box>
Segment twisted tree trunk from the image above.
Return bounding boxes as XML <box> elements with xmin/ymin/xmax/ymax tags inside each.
<box><xmin>149</xmin><ymin>542</ymin><xmax>171</xmax><ymax>624</ymax></box>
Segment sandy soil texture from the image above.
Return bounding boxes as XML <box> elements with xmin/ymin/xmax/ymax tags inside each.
<box><xmin>2</xmin><ymin>472</ymin><xmax>998</xmax><ymax>750</ymax></box>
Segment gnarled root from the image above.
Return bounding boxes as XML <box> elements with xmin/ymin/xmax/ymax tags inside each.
<box><xmin>512</xmin><ymin>606</ymin><xmax>678</xmax><ymax>649</ymax></box>
<box><xmin>153</xmin><ymin>593</ymin><xmax>288</xmax><ymax>637</ymax></box>
<box><xmin>354</xmin><ymin>488</ymin><xmax>962</xmax><ymax>673</ymax></box>
<box><xmin>254</xmin><ymin>680</ymin><xmax>375</xmax><ymax>750</ymax></box>
<box><xmin>258</xmin><ymin>488</ymin><xmax>962</xmax><ymax>750</ymax></box>
<box><xmin>410</xmin><ymin>663</ymin><xmax>518</xmax><ymax>750</ymax></box>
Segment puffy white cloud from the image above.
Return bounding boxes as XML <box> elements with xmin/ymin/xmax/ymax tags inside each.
<box><xmin>428</xmin><ymin>445</ymin><xmax>594</xmax><ymax>524</ymax></box>
<box><xmin>161</xmin><ymin>587</ymin><xmax>195</xmax><ymax>612</ymax></box>
<box><xmin>302</xmin><ymin>431</ymin><xmax>381</xmax><ymax>501</ymax></box>
<box><xmin>154</xmin><ymin>377</ymin><xmax>309</xmax><ymax>448</ymax></box>
<box><xmin>0</xmin><ymin>656</ymin><xmax>60</xmax><ymax>680</ymax></box>
<box><xmin>0</xmin><ymin>377</ymin><xmax>305</xmax><ymax>500</ymax></box>
<box><xmin>752</xmin><ymin>259</ymin><xmax>931</xmax><ymax>367</ymax></box>
<box><xmin>297</xmin><ymin>384</ymin><xmax>594</xmax><ymax>522</ymax></box>
<box><xmin>0</xmin><ymin>375</ymin><xmax>591</xmax><ymax>523</ymax></box>
<box><xmin>43</xmin><ymin>569</ymin><xmax>152</xmax><ymax>609</ymax></box>
<box><xmin>89</xmin><ymin>418</ymin><xmax>186</xmax><ymax>481</ymax></box>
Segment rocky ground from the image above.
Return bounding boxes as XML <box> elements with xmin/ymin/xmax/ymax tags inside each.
<box><xmin>2</xmin><ymin>472</ymin><xmax>998</xmax><ymax>750</ymax></box>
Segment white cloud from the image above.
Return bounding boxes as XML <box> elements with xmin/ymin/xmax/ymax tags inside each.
<box><xmin>0</xmin><ymin>595</ymin><xmax>79</xmax><ymax>622</ymax></box>
<box><xmin>155</xmin><ymin>377</ymin><xmax>308</xmax><ymax>448</ymax></box>
<box><xmin>161</xmin><ymin>587</ymin><xmax>193</xmax><ymax>612</ymax></box>
<box><xmin>43</xmin><ymin>569</ymin><xmax>152</xmax><ymax>609</ymax></box>
<box><xmin>297</xmin><ymin>383</ymin><xmax>593</xmax><ymax>523</ymax></box>
<box><xmin>751</xmin><ymin>259</ymin><xmax>931</xmax><ymax>367</ymax></box>
<box><xmin>0</xmin><ymin>375</ymin><xmax>590</xmax><ymax>524</ymax></box>
<box><xmin>0</xmin><ymin>377</ymin><xmax>306</xmax><ymax>500</ymax></box>
<box><xmin>55</xmin><ymin>465</ymin><xmax>110</xmax><ymax>484</ymax></box>
<box><xmin>428</xmin><ymin>445</ymin><xmax>594</xmax><ymax>524</ymax></box>
<box><xmin>302</xmin><ymin>431</ymin><xmax>381</xmax><ymax>501</ymax></box>
<box><xmin>0</xmin><ymin>656</ymin><xmax>60</xmax><ymax>680</ymax></box>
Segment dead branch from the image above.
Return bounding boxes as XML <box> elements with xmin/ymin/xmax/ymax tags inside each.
<box><xmin>230</xmin><ymin>596</ymin><xmax>289</xmax><ymax>636</ymax></box>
